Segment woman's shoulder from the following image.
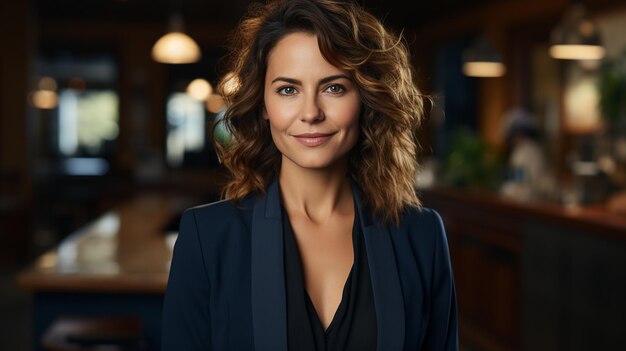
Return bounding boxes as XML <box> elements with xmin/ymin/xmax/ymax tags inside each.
<box><xmin>184</xmin><ymin>196</ymin><xmax>256</xmax><ymax>222</ymax></box>
<box><xmin>392</xmin><ymin>206</ymin><xmax>452</xmax><ymax>273</ymax></box>
<box><xmin>400</xmin><ymin>206</ymin><xmax>444</xmax><ymax>230</ymax></box>
<box><xmin>179</xmin><ymin>196</ymin><xmax>257</xmax><ymax>242</ymax></box>
<box><xmin>394</xmin><ymin>206</ymin><xmax>447</xmax><ymax>246</ymax></box>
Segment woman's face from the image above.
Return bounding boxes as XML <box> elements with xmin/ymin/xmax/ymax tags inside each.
<box><xmin>263</xmin><ymin>32</ymin><xmax>361</xmax><ymax>172</ymax></box>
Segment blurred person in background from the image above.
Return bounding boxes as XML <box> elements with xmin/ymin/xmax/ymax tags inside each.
<box><xmin>500</xmin><ymin>107</ymin><xmax>556</xmax><ymax>201</ymax></box>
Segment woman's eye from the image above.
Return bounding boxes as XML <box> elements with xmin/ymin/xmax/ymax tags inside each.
<box><xmin>325</xmin><ymin>84</ymin><xmax>345</xmax><ymax>94</ymax></box>
<box><xmin>277</xmin><ymin>86</ymin><xmax>297</xmax><ymax>95</ymax></box>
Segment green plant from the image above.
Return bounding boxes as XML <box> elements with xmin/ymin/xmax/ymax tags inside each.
<box><xmin>599</xmin><ymin>52</ymin><xmax>626</xmax><ymax>125</ymax></box>
<box><xmin>442</xmin><ymin>127</ymin><xmax>503</xmax><ymax>190</ymax></box>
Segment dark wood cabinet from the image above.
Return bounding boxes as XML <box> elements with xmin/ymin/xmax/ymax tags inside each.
<box><xmin>424</xmin><ymin>190</ymin><xmax>523</xmax><ymax>350</ymax></box>
<box><xmin>523</xmin><ymin>220</ymin><xmax>626</xmax><ymax>351</ymax></box>
<box><xmin>422</xmin><ymin>188</ymin><xmax>626</xmax><ymax>351</ymax></box>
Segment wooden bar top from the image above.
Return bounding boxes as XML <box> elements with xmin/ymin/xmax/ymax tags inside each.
<box><xmin>18</xmin><ymin>194</ymin><xmax>195</xmax><ymax>293</ymax></box>
<box><xmin>421</xmin><ymin>187</ymin><xmax>626</xmax><ymax>240</ymax></box>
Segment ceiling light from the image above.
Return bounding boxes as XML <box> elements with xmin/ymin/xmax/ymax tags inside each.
<box><xmin>30</xmin><ymin>76</ymin><xmax>59</xmax><ymax>109</ymax></box>
<box><xmin>30</xmin><ymin>90</ymin><xmax>58</xmax><ymax>110</ymax></box>
<box><xmin>549</xmin><ymin>3</ymin><xmax>605</xmax><ymax>60</ymax></box>
<box><xmin>152</xmin><ymin>13</ymin><xmax>201</xmax><ymax>64</ymax></box>
<box><xmin>462</xmin><ymin>35</ymin><xmax>506</xmax><ymax>78</ymax></box>
<box><xmin>187</xmin><ymin>79</ymin><xmax>212</xmax><ymax>101</ymax></box>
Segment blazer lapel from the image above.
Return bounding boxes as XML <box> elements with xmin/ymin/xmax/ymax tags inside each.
<box><xmin>251</xmin><ymin>180</ymin><xmax>288</xmax><ymax>351</ymax></box>
<box><xmin>352</xmin><ymin>181</ymin><xmax>406</xmax><ymax>351</ymax></box>
<box><xmin>250</xmin><ymin>178</ymin><xmax>406</xmax><ymax>351</ymax></box>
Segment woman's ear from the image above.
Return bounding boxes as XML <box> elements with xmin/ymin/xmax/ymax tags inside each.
<box><xmin>262</xmin><ymin>107</ymin><xmax>269</xmax><ymax>120</ymax></box>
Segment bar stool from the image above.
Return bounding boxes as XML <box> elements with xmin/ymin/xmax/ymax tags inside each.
<box><xmin>41</xmin><ymin>315</ymin><xmax>145</xmax><ymax>351</ymax></box>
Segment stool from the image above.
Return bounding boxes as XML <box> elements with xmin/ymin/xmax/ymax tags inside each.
<box><xmin>41</xmin><ymin>315</ymin><xmax>145</xmax><ymax>351</ymax></box>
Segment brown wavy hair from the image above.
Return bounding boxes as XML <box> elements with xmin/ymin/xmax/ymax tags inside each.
<box><xmin>215</xmin><ymin>0</ymin><xmax>426</xmax><ymax>224</ymax></box>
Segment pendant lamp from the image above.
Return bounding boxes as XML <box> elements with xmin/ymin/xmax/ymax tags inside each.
<box><xmin>152</xmin><ymin>13</ymin><xmax>201</xmax><ymax>64</ymax></box>
<box><xmin>549</xmin><ymin>2</ymin><xmax>605</xmax><ymax>60</ymax></box>
<box><xmin>186</xmin><ymin>78</ymin><xmax>212</xmax><ymax>101</ymax></box>
<box><xmin>462</xmin><ymin>35</ymin><xmax>506</xmax><ymax>78</ymax></box>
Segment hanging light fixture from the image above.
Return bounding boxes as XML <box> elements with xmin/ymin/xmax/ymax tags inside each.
<box><xmin>152</xmin><ymin>13</ymin><xmax>201</xmax><ymax>64</ymax></box>
<box><xmin>462</xmin><ymin>34</ymin><xmax>506</xmax><ymax>78</ymax></box>
<box><xmin>549</xmin><ymin>2</ymin><xmax>605</xmax><ymax>60</ymax></box>
<box><xmin>29</xmin><ymin>76</ymin><xmax>59</xmax><ymax>110</ymax></box>
<box><xmin>186</xmin><ymin>78</ymin><xmax>212</xmax><ymax>101</ymax></box>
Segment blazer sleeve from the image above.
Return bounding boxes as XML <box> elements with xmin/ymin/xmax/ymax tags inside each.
<box><xmin>162</xmin><ymin>209</ymin><xmax>212</xmax><ymax>350</ymax></box>
<box><xmin>422</xmin><ymin>210</ymin><xmax>459</xmax><ymax>351</ymax></box>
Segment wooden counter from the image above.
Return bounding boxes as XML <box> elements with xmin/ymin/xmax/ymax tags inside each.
<box><xmin>19</xmin><ymin>194</ymin><xmax>192</xmax><ymax>293</ymax></box>
<box><xmin>18</xmin><ymin>194</ymin><xmax>197</xmax><ymax>351</ymax></box>
<box><xmin>421</xmin><ymin>187</ymin><xmax>626</xmax><ymax>351</ymax></box>
<box><xmin>422</xmin><ymin>187</ymin><xmax>626</xmax><ymax>239</ymax></box>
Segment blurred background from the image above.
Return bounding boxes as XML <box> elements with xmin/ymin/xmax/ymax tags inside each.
<box><xmin>2</xmin><ymin>0</ymin><xmax>626</xmax><ymax>350</ymax></box>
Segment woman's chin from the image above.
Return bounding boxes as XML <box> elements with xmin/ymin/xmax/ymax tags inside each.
<box><xmin>281</xmin><ymin>156</ymin><xmax>346</xmax><ymax>172</ymax></box>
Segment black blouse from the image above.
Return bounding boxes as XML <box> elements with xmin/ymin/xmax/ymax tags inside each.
<box><xmin>283</xmin><ymin>206</ymin><xmax>377</xmax><ymax>351</ymax></box>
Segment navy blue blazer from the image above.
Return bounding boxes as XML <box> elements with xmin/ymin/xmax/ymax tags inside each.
<box><xmin>162</xmin><ymin>179</ymin><xmax>458</xmax><ymax>350</ymax></box>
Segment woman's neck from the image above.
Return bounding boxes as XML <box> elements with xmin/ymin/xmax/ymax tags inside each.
<box><xmin>278</xmin><ymin>160</ymin><xmax>353</xmax><ymax>224</ymax></box>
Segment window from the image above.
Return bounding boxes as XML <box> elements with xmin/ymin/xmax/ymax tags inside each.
<box><xmin>58</xmin><ymin>89</ymin><xmax>119</xmax><ymax>156</ymax></box>
<box><xmin>34</xmin><ymin>50</ymin><xmax>119</xmax><ymax>175</ymax></box>
<box><xmin>165</xmin><ymin>92</ymin><xmax>205</xmax><ymax>167</ymax></box>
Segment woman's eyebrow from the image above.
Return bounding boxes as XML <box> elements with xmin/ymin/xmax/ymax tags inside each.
<box><xmin>318</xmin><ymin>74</ymin><xmax>350</xmax><ymax>85</ymax></box>
<box><xmin>270</xmin><ymin>74</ymin><xmax>350</xmax><ymax>85</ymax></box>
<box><xmin>271</xmin><ymin>77</ymin><xmax>300</xmax><ymax>85</ymax></box>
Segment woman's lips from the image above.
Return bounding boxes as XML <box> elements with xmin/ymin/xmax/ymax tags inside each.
<box><xmin>293</xmin><ymin>133</ymin><xmax>334</xmax><ymax>147</ymax></box>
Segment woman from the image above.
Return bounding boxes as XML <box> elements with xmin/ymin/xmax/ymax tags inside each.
<box><xmin>162</xmin><ymin>0</ymin><xmax>458</xmax><ymax>350</ymax></box>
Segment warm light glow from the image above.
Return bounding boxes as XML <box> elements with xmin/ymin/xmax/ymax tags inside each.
<box><xmin>564</xmin><ymin>77</ymin><xmax>602</xmax><ymax>133</ymax></box>
<box><xmin>206</xmin><ymin>94</ymin><xmax>225</xmax><ymax>113</ymax></box>
<box><xmin>186</xmin><ymin>78</ymin><xmax>213</xmax><ymax>101</ymax></box>
<box><xmin>31</xmin><ymin>90</ymin><xmax>59</xmax><ymax>109</ymax></box>
<box><xmin>38</xmin><ymin>252</ymin><xmax>58</xmax><ymax>270</ymax></box>
<box><xmin>221</xmin><ymin>72</ymin><xmax>241</xmax><ymax>95</ymax></box>
<box><xmin>549</xmin><ymin>44</ymin><xmax>605</xmax><ymax>60</ymax></box>
<box><xmin>38</xmin><ymin>76</ymin><xmax>58</xmax><ymax>91</ymax></box>
<box><xmin>151</xmin><ymin>32</ymin><xmax>201</xmax><ymax>64</ymax></box>
<box><xmin>462</xmin><ymin>62</ymin><xmax>506</xmax><ymax>77</ymax></box>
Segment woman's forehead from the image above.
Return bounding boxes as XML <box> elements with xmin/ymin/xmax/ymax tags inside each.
<box><xmin>265</xmin><ymin>32</ymin><xmax>347</xmax><ymax>82</ymax></box>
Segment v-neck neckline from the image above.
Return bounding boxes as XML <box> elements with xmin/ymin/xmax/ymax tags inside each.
<box><xmin>304</xmin><ymin>268</ymin><xmax>354</xmax><ymax>334</ymax></box>
<box><xmin>283</xmin><ymin>204</ymin><xmax>359</xmax><ymax>336</ymax></box>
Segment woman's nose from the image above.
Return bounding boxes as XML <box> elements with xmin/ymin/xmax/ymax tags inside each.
<box><xmin>300</xmin><ymin>94</ymin><xmax>324</xmax><ymax>123</ymax></box>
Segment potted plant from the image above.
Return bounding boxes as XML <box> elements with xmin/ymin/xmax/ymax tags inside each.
<box><xmin>598</xmin><ymin>51</ymin><xmax>626</xmax><ymax>213</ymax></box>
